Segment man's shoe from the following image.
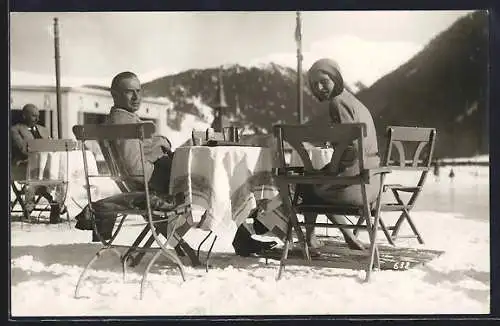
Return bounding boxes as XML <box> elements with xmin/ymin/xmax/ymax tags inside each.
<box><xmin>49</xmin><ymin>203</ymin><xmax>63</xmax><ymax>224</ymax></box>
<box><xmin>252</xmin><ymin>239</ymin><xmax>278</xmax><ymax>254</ymax></box>
<box><xmin>232</xmin><ymin>224</ymin><xmax>277</xmax><ymax>257</ymax></box>
<box><xmin>234</xmin><ymin>238</ymin><xmax>278</xmax><ymax>257</ymax></box>
<box><xmin>49</xmin><ymin>217</ymin><xmax>64</xmax><ymax>224</ymax></box>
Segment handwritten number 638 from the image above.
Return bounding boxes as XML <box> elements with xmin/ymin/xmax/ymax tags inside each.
<box><xmin>393</xmin><ymin>261</ymin><xmax>410</xmax><ymax>270</ymax></box>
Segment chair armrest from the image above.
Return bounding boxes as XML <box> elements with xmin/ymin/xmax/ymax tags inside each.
<box><xmin>361</xmin><ymin>167</ymin><xmax>392</xmax><ymax>184</ymax></box>
<box><xmin>276</xmin><ymin>174</ymin><xmax>363</xmax><ymax>186</ymax></box>
<box><xmin>382</xmin><ymin>183</ymin><xmax>402</xmax><ymax>192</ymax></box>
<box><xmin>384</xmin><ymin>185</ymin><xmax>421</xmax><ymax>192</ymax></box>
<box><xmin>366</xmin><ymin>167</ymin><xmax>392</xmax><ymax>175</ymax></box>
<box><xmin>384</xmin><ymin>183</ymin><xmax>403</xmax><ymax>189</ymax></box>
<box><xmin>274</xmin><ymin>166</ymin><xmax>305</xmax><ymax>175</ymax></box>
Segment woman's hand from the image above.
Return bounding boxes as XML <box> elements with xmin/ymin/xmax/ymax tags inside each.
<box><xmin>339</xmin><ymin>145</ymin><xmax>357</xmax><ymax>168</ymax></box>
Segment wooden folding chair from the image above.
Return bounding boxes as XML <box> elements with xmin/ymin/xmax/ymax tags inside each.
<box><xmin>10</xmin><ymin>180</ymin><xmax>32</xmax><ymax>221</ymax></box>
<box><xmin>11</xmin><ymin>164</ymin><xmax>51</xmax><ymax>223</ymax></box>
<box><xmin>376</xmin><ymin>126</ymin><xmax>437</xmax><ymax>245</ymax></box>
<box><xmin>273</xmin><ymin>123</ymin><xmax>391</xmax><ymax>282</ymax></box>
<box><xmin>72</xmin><ymin>122</ymin><xmax>193</xmax><ymax>299</ymax></box>
<box><xmin>11</xmin><ymin>139</ymin><xmax>76</xmax><ymax>226</ymax></box>
<box><xmin>96</xmin><ymin>134</ymin><xmax>200</xmax><ymax>269</ymax></box>
<box><xmin>10</xmin><ymin>179</ymin><xmax>55</xmax><ymax>224</ymax></box>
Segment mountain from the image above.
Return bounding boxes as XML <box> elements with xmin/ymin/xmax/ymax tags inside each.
<box><xmin>356</xmin><ymin>10</ymin><xmax>489</xmax><ymax>159</ymax></box>
<box><xmin>143</xmin><ymin>10</ymin><xmax>488</xmax><ymax>158</ymax></box>
<box><xmin>142</xmin><ymin>63</ymin><xmax>324</xmax><ymax>133</ymax></box>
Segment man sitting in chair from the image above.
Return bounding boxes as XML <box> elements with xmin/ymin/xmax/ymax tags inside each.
<box><xmin>107</xmin><ymin>71</ymin><xmax>174</xmax><ymax>195</ymax></box>
<box><xmin>105</xmin><ymin>71</ymin><xmax>275</xmax><ymax>257</ymax></box>
<box><xmin>11</xmin><ymin>103</ymin><xmax>64</xmax><ymax>224</ymax></box>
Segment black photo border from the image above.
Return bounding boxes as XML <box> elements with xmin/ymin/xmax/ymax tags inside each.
<box><xmin>4</xmin><ymin>0</ymin><xmax>500</xmax><ymax>324</ymax></box>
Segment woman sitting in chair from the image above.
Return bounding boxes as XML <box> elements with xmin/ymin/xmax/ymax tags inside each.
<box><xmin>304</xmin><ymin>58</ymin><xmax>381</xmax><ymax>252</ymax></box>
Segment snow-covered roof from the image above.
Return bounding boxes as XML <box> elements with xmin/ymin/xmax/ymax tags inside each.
<box><xmin>10</xmin><ymin>71</ymin><xmax>173</xmax><ymax>106</ymax></box>
<box><xmin>10</xmin><ymin>70</ymin><xmax>109</xmax><ymax>88</ymax></box>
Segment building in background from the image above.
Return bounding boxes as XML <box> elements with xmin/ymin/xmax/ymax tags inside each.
<box><xmin>10</xmin><ymin>84</ymin><xmax>173</xmax><ymax>165</ymax></box>
<box><xmin>10</xmin><ymin>85</ymin><xmax>172</xmax><ymax>139</ymax></box>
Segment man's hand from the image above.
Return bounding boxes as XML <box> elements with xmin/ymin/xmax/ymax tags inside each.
<box><xmin>152</xmin><ymin>135</ymin><xmax>171</xmax><ymax>150</ymax></box>
<box><xmin>145</xmin><ymin>135</ymin><xmax>173</xmax><ymax>163</ymax></box>
<box><xmin>16</xmin><ymin>159</ymin><xmax>28</xmax><ymax>167</ymax></box>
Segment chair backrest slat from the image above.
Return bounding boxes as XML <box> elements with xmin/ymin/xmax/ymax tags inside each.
<box><xmin>73</xmin><ymin>123</ymin><xmax>154</xmax><ymax>193</ymax></box>
<box><xmin>72</xmin><ymin>122</ymin><xmax>155</xmax><ymax>141</ymax></box>
<box><xmin>273</xmin><ymin>123</ymin><xmax>367</xmax><ymax>173</ymax></box>
<box><xmin>383</xmin><ymin>126</ymin><xmax>437</xmax><ymax>169</ymax></box>
<box><xmin>27</xmin><ymin>139</ymin><xmax>77</xmax><ymax>153</ymax></box>
<box><xmin>389</xmin><ymin>126</ymin><xmax>434</xmax><ymax>142</ymax></box>
<box><xmin>97</xmin><ymin>139</ymin><xmax>132</xmax><ymax>192</ymax></box>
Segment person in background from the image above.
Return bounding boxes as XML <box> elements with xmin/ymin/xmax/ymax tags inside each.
<box><xmin>11</xmin><ymin>103</ymin><xmax>64</xmax><ymax>223</ymax></box>
<box><xmin>304</xmin><ymin>58</ymin><xmax>382</xmax><ymax>252</ymax></box>
<box><xmin>433</xmin><ymin>158</ymin><xmax>441</xmax><ymax>181</ymax></box>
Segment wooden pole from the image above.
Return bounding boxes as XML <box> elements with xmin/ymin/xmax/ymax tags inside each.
<box><xmin>53</xmin><ymin>17</ymin><xmax>62</xmax><ymax>138</ymax></box>
<box><xmin>295</xmin><ymin>11</ymin><xmax>304</xmax><ymax>124</ymax></box>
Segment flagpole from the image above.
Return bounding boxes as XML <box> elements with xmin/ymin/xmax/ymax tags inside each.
<box><xmin>53</xmin><ymin>17</ymin><xmax>62</xmax><ymax>138</ymax></box>
<box><xmin>295</xmin><ymin>11</ymin><xmax>304</xmax><ymax>124</ymax></box>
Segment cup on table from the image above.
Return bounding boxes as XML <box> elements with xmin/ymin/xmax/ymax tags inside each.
<box><xmin>223</xmin><ymin>126</ymin><xmax>240</xmax><ymax>143</ymax></box>
<box><xmin>192</xmin><ymin>133</ymin><xmax>204</xmax><ymax>146</ymax></box>
<box><xmin>322</xmin><ymin>141</ymin><xmax>332</xmax><ymax>149</ymax></box>
<box><xmin>205</xmin><ymin>128</ymin><xmax>214</xmax><ymax>141</ymax></box>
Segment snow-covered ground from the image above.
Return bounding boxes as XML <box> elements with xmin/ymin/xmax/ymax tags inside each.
<box><xmin>10</xmin><ymin>165</ymin><xmax>490</xmax><ymax>316</ymax></box>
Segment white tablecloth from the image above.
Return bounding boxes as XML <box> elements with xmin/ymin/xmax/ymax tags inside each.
<box><xmin>27</xmin><ymin>150</ymin><xmax>99</xmax><ymax>182</ymax></box>
<box><xmin>24</xmin><ymin>150</ymin><xmax>100</xmax><ymax>215</ymax></box>
<box><xmin>170</xmin><ymin>146</ymin><xmax>279</xmax><ymax>235</ymax></box>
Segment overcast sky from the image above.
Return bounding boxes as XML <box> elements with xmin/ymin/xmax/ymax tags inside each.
<box><xmin>10</xmin><ymin>10</ymin><xmax>474</xmax><ymax>87</ymax></box>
